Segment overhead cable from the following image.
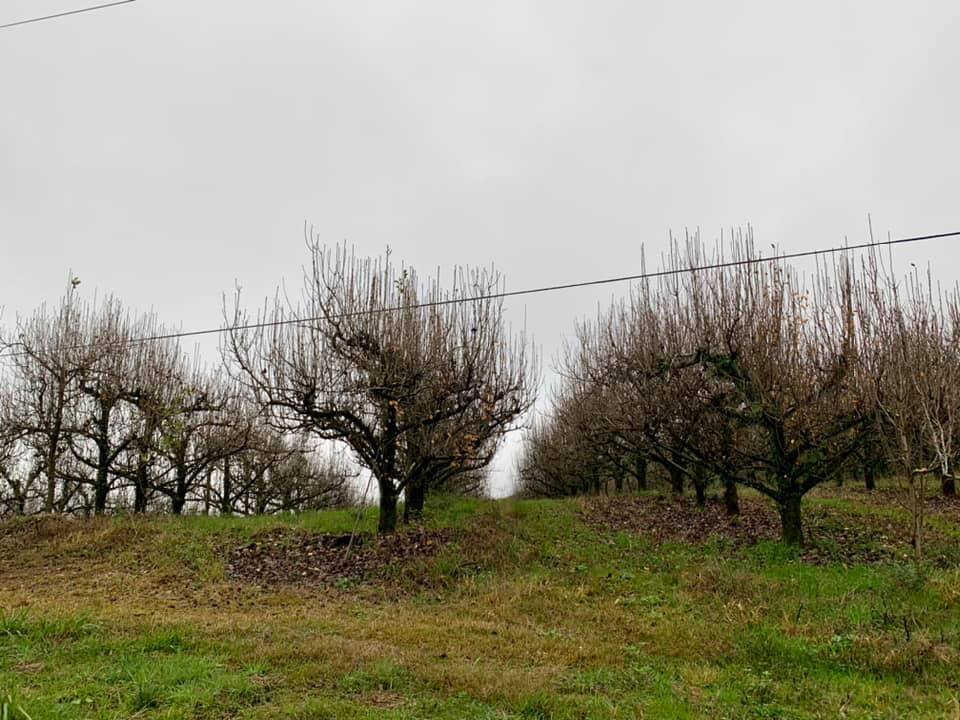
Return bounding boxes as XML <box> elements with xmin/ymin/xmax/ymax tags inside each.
<box><xmin>0</xmin><ymin>229</ymin><xmax>957</xmax><ymax>360</ymax></box>
<box><xmin>0</xmin><ymin>0</ymin><xmax>136</xmax><ymax>31</ymax></box>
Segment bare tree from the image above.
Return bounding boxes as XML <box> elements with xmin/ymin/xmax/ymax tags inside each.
<box><xmin>2</xmin><ymin>283</ymin><xmax>88</xmax><ymax>512</ymax></box>
<box><xmin>260</xmin><ymin>440</ymin><xmax>354</xmax><ymax>512</ymax></box>
<box><xmin>517</xmin><ymin>383</ymin><xmax>621</xmax><ymax>498</ymax></box>
<box><xmin>517</xmin><ymin>414</ymin><xmax>586</xmax><ymax>498</ymax></box>
<box><xmin>149</xmin><ymin>366</ymin><xmax>248</xmax><ymax>515</ymax></box>
<box><xmin>859</xmin><ymin>256</ymin><xmax>960</xmax><ymax>559</ymax></box>
<box><xmin>554</xmin><ymin>267</ymin><xmax>744</xmax><ymax>511</ymax></box>
<box><xmin>227</xmin><ymin>239</ymin><xmax>536</xmax><ymax>533</ymax></box>
<box><xmin>217</xmin><ymin>429</ymin><xmax>352</xmax><ymax>515</ymax></box>
<box><xmin>525</xmin><ymin>230</ymin><xmax>873</xmax><ymax>544</ymax></box>
<box><xmin>65</xmin><ymin>299</ymin><xmax>146</xmax><ymax>515</ymax></box>
<box><xmin>0</xmin><ymin>391</ymin><xmax>40</xmax><ymax>515</ymax></box>
<box><xmin>115</xmin><ymin>329</ymin><xmax>186</xmax><ymax>513</ymax></box>
<box><xmin>667</xmin><ymin>234</ymin><xmax>870</xmax><ymax>544</ymax></box>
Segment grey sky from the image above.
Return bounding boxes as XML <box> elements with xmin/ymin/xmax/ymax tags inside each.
<box><xmin>2</xmin><ymin>1</ymin><xmax>959</xmax><ymax>494</ymax></box>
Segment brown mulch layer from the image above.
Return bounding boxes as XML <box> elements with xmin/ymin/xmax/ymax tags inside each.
<box><xmin>582</xmin><ymin>496</ymin><xmax>781</xmax><ymax>547</ymax></box>
<box><xmin>814</xmin><ymin>484</ymin><xmax>960</xmax><ymax>518</ymax></box>
<box><xmin>227</xmin><ymin>528</ymin><xmax>453</xmax><ymax>587</ymax></box>
<box><xmin>920</xmin><ymin>493</ymin><xmax>960</xmax><ymax>518</ymax></box>
<box><xmin>579</xmin><ymin>495</ymin><xmax>958</xmax><ymax>566</ymax></box>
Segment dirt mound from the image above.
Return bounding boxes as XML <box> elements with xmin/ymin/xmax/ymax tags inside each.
<box><xmin>579</xmin><ymin>495</ymin><xmax>953</xmax><ymax>566</ymax></box>
<box><xmin>227</xmin><ymin>528</ymin><xmax>453</xmax><ymax>587</ymax></box>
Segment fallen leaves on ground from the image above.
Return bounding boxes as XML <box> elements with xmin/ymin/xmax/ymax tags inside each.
<box><xmin>579</xmin><ymin>495</ymin><xmax>959</xmax><ymax>566</ymax></box>
<box><xmin>227</xmin><ymin>528</ymin><xmax>452</xmax><ymax>587</ymax></box>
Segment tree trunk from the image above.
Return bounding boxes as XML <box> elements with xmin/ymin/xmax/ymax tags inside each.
<box><xmin>45</xmin><ymin>441</ymin><xmax>59</xmax><ymax>513</ymax></box>
<box><xmin>171</xmin><ymin>463</ymin><xmax>188</xmax><ymax>515</ymax></box>
<box><xmin>635</xmin><ymin>456</ymin><xmax>648</xmax><ymax>492</ymax></box>
<box><xmin>94</xmin><ymin>436</ymin><xmax>110</xmax><ymax>515</ymax></box>
<box><xmin>668</xmin><ymin>465</ymin><xmax>684</xmax><ymax>496</ymax></box>
<box><xmin>862</xmin><ymin>430</ymin><xmax>879</xmax><ymax>491</ymax></box>
<box><xmin>941</xmin><ymin>474</ymin><xmax>956</xmax><ymax>497</ymax></box>
<box><xmin>134</xmin><ymin>455</ymin><xmax>149</xmax><ymax>514</ymax></box>
<box><xmin>203</xmin><ymin>470</ymin><xmax>212</xmax><ymax>516</ymax></box>
<box><xmin>403</xmin><ymin>479</ymin><xmax>426</xmax><ymax>525</ymax></box>
<box><xmin>378</xmin><ymin>481</ymin><xmax>399</xmax><ymax>534</ymax></box>
<box><xmin>257</xmin><ymin>478</ymin><xmax>269</xmax><ymax>515</ymax></box>
<box><xmin>93</xmin><ymin>406</ymin><xmax>113</xmax><ymax>515</ymax></box>
<box><xmin>94</xmin><ymin>462</ymin><xmax>110</xmax><ymax>515</ymax></box>
<box><xmin>57</xmin><ymin>477</ymin><xmax>77</xmax><ymax>513</ymax></box>
<box><xmin>778</xmin><ymin>493</ymin><xmax>804</xmax><ymax>545</ymax></box>
<box><xmin>723</xmin><ymin>478</ymin><xmax>740</xmax><ymax>516</ymax></box>
<box><xmin>220</xmin><ymin>460</ymin><xmax>233</xmax><ymax>515</ymax></box>
<box><xmin>44</xmin><ymin>390</ymin><xmax>67</xmax><ymax>513</ymax></box>
<box><xmin>590</xmin><ymin>467</ymin><xmax>601</xmax><ymax>495</ymax></box>
<box><xmin>9</xmin><ymin>480</ymin><xmax>27</xmax><ymax>515</ymax></box>
<box><xmin>134</xmin><ymin>414</ymin><xmax>157</xmax><ymax>514</ymax></box>
<box><xmin>693</xmin><ymin>473</ymin><xmax>706</xmax><ymax>507</ymax></box>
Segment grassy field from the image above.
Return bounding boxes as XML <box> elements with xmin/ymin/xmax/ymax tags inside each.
<box><xmin>1</xmin><ymin>487</ymin><xmax>958</xmax><ymax>719</ymax></box>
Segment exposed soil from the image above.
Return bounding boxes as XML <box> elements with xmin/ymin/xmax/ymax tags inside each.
<box><xmin>579</xmin><ymin>495</ymin><xmax>959</xmax><ymax>566</ymax></box>
<box><xmin>227</xmin><ymin>528</ymin><xmax>453</xmax><ymax>587</ymax></box>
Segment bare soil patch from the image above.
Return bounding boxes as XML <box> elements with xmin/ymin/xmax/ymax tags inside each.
<box><xmin>227</xmin><ymin>528</ymin><xmax>453</xmax><ymax>587</ymax></box>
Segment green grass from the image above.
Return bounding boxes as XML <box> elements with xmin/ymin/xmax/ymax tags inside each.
<box><xmin>1</xmin><ymin>488</ymin><xmax>958</xmax><ymax>718</ymax></box>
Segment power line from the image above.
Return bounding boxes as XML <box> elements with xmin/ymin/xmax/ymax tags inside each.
<box><xmin>0</xmin><ymin>0</ymin><xmax>136</xmax><ymax>31</ymax></box>
<box><xmin>0</xmin><ymin>229</ymin><xmax>957</xmax><ymax>361</ymax></box>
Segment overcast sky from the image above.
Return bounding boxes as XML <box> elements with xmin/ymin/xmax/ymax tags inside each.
<box><xmin>2</xmin><ymin>1</ymin><xmax>959</xmax><ymax>494</ymax></box>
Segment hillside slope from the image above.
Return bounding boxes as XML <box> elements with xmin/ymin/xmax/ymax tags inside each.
<box><xmin>1</xmin><ymin>490</ymin><xmax>959</xmax><ymax>719</ymax></box>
